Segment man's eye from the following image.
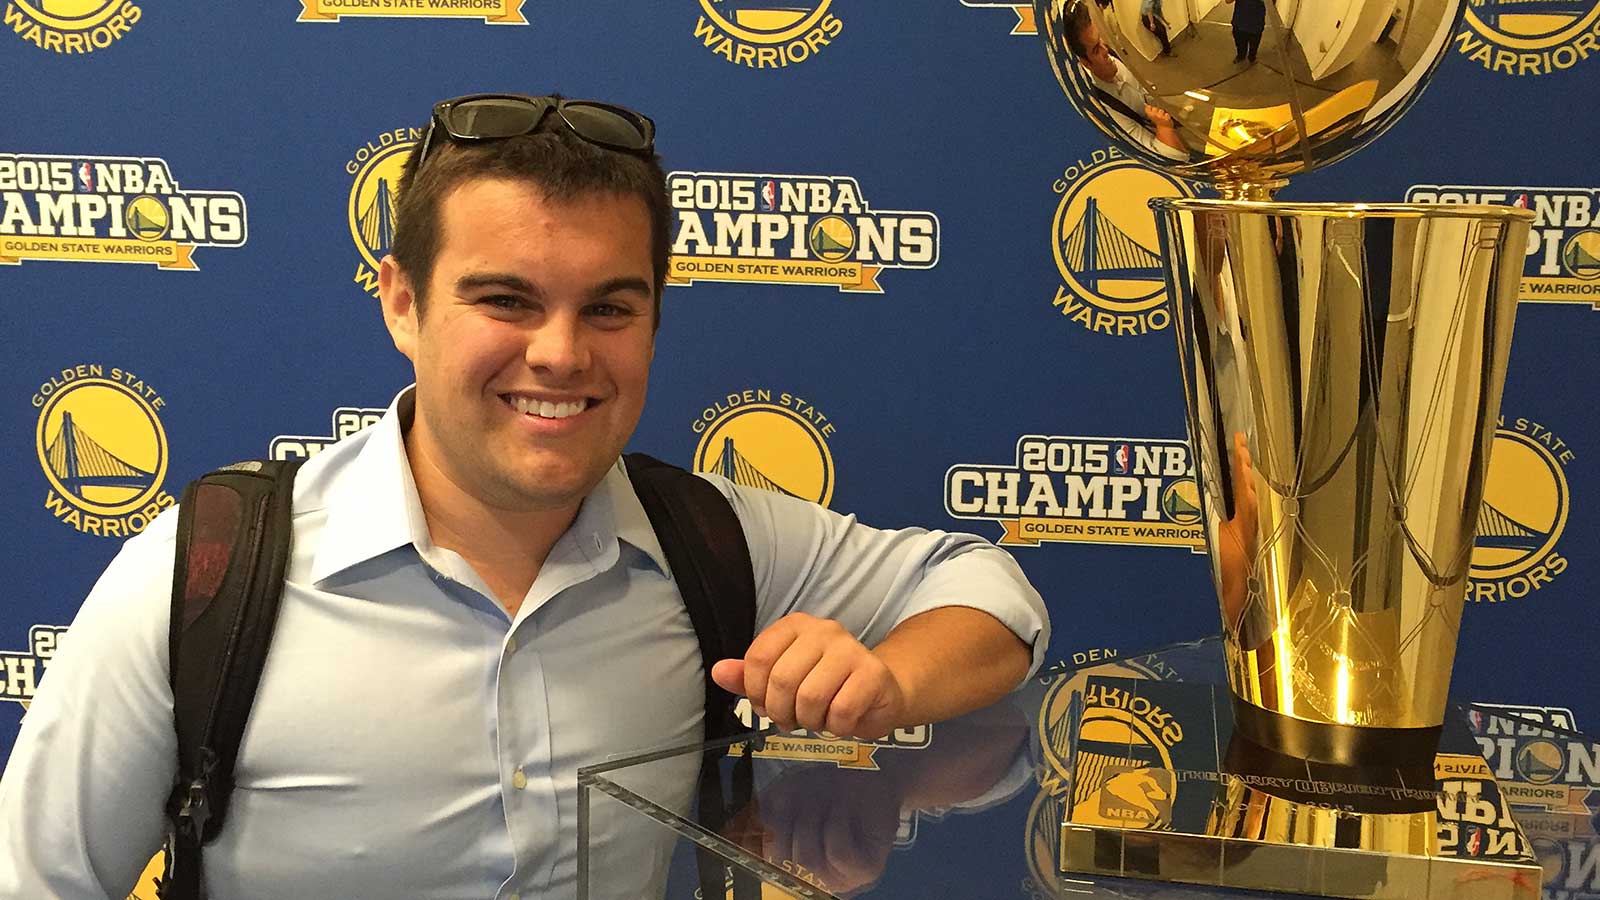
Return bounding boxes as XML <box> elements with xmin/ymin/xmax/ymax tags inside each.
<box><xmin>587</xmin><ymin>303</ymin><xmax>635</xmax><ymax>318</ymax></box>
<box><xmin>480</xmin><ymin>295</ymin><xmax>523</xmax><ymax>310</ymax></box>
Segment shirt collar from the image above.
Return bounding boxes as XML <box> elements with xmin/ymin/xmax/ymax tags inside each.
<box><xmin>309</xmin><ymin>386</ymin><xmax>672</xmax><ymax>585</ymax></box>
<box><xmin>309</xmin><ymin>387</ymin><xmax>433</xmax><ymax>585</ymax></box>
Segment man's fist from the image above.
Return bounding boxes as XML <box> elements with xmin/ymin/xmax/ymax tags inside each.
<box><xmin>710</xmin><ymin>612</ymin><xmax>908</xmax><ymax>740</ymax></box>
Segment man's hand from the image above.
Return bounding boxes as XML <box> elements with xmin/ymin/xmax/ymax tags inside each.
<box><xmin>710</xmin><ymin>612</ymin><xmax>908</xmax><ymax>740</ymax></box>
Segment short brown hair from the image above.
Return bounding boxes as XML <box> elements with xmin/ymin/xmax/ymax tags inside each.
<box><xmin>390</xmin><ymin>125</ymin><xmax>671</xmax><ymax>326</ymax></box>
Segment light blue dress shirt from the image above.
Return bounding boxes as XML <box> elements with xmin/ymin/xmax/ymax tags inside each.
<box><xmin>0</xmin><ymin>388</ymin><xmax>1049</xmax><ymax>900</ymax></box>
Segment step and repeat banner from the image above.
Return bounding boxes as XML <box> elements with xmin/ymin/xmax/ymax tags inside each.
<box><xmin>3</xmin><ymin>0</ymin><xmax>1597</xmax><ymax>786</ymax></box>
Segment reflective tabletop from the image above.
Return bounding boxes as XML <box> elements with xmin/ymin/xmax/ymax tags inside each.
<box><xmin>577</xmin><ymin>638</ymin><xmax>1599</xmax><ymax>900</ymax></box>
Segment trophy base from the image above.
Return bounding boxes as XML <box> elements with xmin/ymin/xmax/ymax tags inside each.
<box><xmin>1058</xmin><ymin>676</ymin><xmax>1540</xmax><ymax>900</ymax></box>
<box><xmin>1231</xmin><ymin>694</ymin><xmax>1444</xmax><ymax>770</ymax></box>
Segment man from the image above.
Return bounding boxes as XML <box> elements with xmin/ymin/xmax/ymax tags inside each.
<box><xmin>1064</xmin><ymin>3</ymin><xmax>1188</xmax><ymax>161</ymax></box>
<box><xmin>0</xmin><ymin>94</ymin><xmax>1049</xmax><ymax>899</ymax></box>
<box><xmin>1139</xmin><ymin>0</ymin><xmax>1172</xmax><ymax>56</ymax></box>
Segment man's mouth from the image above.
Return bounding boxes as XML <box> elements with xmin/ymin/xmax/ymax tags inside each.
<box><xmin>502</xmin><ymin>395</ymin><xmax>594</xmax><ymax>420</ymax></box>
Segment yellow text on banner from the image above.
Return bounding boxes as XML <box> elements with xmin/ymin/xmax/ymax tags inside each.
<box><xmin>1520</xmin><ymin>276</ymin><xmax>1600</xmax><ymax>307</ymax></box>
<box><xmin>667</xmin><ymin>256</ymin><xmax>882</xmax><ymax>293</ymax></box>
<box><xmin>998</xmin><ymin>517</ymin><xmax>1204</xmax><ymax>550</ymax></box>
<box><xmin>0</xmin><ymin>237</ymin><xmax>196</xmax><ymax>270</ymax></box>
<box><xmin>298</xmin><ymin>0</ymin><xmax>527</xmax><ymax>24</ymax></box>
<box><xmin>729</xmin><ymin>735</ymin><xmax>880</xmax><ymax>770</ymax></box>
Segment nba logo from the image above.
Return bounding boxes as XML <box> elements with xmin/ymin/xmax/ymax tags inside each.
<box><xmin>759</xmin><ymin>179</ymin><xmax>776</xmax><ymax>212</ymax></box>
<box><xmin>76</xmin><ymin>162</ymin><xmax>93</xmax><ymax>192</ymax></box>
<box><xmin>1114</xmin><ymin>444</ymin><xmax>1130</xmax><ymax>474</ymax></box>
<box><xmin>1468</xmin><ymin>708</ymin><xmax>1485</xmax><ymax>733</ymax></box>
<box><xmin>1513</xmin><ymin>193</ymin><xmax>1529</xmax><ymax>209</ymax></box>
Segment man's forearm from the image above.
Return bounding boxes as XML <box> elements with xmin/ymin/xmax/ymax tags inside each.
<box><xmin>872</xmin><ymin>606</ymin><xmax>1032</xmax><ymax>726</ymax></box>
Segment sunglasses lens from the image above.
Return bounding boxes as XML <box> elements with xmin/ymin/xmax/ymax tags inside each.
<box><xmin>445</xmin><ymin>98</ymin><xmax>547</xmax><ymax>138</ymax></box>
<box><xmin>562</xmin><ymin>103</ymin><xmax>651</xmax><ymax>150</ymax></box>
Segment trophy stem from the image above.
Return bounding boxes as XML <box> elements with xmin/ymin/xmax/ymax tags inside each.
<box><xmin>1150</xmin><ymin>199</ymin><xmax>1533</xmax><ymax>767</ymax></box>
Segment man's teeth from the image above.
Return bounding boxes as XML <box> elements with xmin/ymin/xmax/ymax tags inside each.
<box><xmin>508</xmin><ymin>396</ymin><xmax>587</xmax><ymax>419</ymax></box>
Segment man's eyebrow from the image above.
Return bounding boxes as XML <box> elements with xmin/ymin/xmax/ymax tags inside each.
<box><xmin>592</xmin><ymin>276</ymin><xmax>653</xmax><ymax>298</ymax></box>
<box><xmin>455</xmin><ymin>272</ymin><xmax>539</xmax><ymax>295</ymax></box>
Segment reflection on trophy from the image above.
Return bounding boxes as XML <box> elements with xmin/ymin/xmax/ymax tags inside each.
<box><xmin>1034</xmin><ymin>0</ymin><xmax>1541</xmax><ymax>896</ymax></box>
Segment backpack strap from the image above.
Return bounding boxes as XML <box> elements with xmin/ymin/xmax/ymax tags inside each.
<box><xmin>622</xmin><ymin>452</ymin><xmax>761</xmax><ymax>900</ymax></box>
<box><xmin>623</xmin><ymin>452</ymin><xmax>757</xmax><ymax>742</ymax></box>
<box><xmin>160</xmin><ymin>459</ymin><xmax>303</xmax><ymax>900</ymax></box>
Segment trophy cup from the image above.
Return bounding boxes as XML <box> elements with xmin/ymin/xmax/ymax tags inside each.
<box><xmin>1033</xmin><ymin>0</ymin><xmax>1540</xmax><ymax>896</ymax></box>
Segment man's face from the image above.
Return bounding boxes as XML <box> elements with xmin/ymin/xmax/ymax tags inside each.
<box><xmin>381</xmin><ymin>177</ymin><xmax>656</xmax><ymax>514</ymax></box>
<box><xmin>1076</xmin><ymin>21</ymin><xmax>1117</xmax><ymax>81</ymax></box>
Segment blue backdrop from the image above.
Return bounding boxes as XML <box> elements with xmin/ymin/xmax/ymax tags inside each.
<box><xmin>3</xmin><ymin>0</ymin><xmax>1597</xmax><ymax>807</ymax></box>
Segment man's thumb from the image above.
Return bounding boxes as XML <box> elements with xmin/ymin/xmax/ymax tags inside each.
<box><xmin>711</xmin><ymin>659</ymin><xmax>747</xmax><ymax>695</ymax></box>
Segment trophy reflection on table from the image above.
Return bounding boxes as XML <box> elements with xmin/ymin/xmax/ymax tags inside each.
<box><xmin>1033</xmin><ymin>0</ymin><xmax>1540</xmax><ymax>896</ymax></box>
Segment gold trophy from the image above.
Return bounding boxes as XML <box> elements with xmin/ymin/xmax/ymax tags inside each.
<box><xmin>1033</xmin><ymin>0</ymin><xmax>1541</xmax><ymax>896</ymax></box>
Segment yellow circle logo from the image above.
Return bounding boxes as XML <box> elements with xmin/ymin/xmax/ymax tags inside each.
<box><xmin>348</xmin><ymin>142</ymin><xmax>412</xmax><ymax>272</ymax></box>
<box><xmin>13</xmin><ymin>0</ymin><xmax>121</xmax><ymax>28</ymax></box>
<box><xmin>1464</xmin><ymin>0</ymin><xmax>1600</xmax><ymax>52</ymax></box>
<box><xmin>1471</xmin><ymin>430</ymin><xmax>1569</xmax><ymax>580</ymax></box>
<box><xmin>1515</xmin><ymin>739</ymin><xmax>1566</xmax><ymax>784</ymax></box>
<box><xmin>7</xmin><ymin>0</ymin><xmax>141</xmax><ymax>53</ymax></box>
<box><xmin>1562</xmin><ymin>229</ymin><xmax>1600</xmax><ymax>279</ymax></box>
<box><xmin>698</xmin><ymin>0</ymin><xmax>832</xmax><ymax>43</ymax></box>
<box><xmin>807</xmin><ymin>215</ymin><xmax>856</xmax><ymax>262</ymax></box>
<box><xmin>125</xmin><ymin>195</ymin><xmax>169</xmax><ymax>241</ymax></box>
<box><xmin>1052</xmin><ymin>159</ymin><xmax>1194</xmax><ymax>315</ymax></box>
<box><xmin>693</xmin><ymin>402</ymin><xmax>834</xmax><ymax>506</ymax></box>
<box><xmin>35</xmin><ymin>376</ymin><xmax>167</xmax><ymax>517</ymax></box>
<box><xmin>1160</xmin><ymin>478</ymin><xmax>1202</xmax><ymax>525</ymax></box>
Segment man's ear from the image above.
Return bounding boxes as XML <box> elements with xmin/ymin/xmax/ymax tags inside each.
<box><xmin>377</xmin><ymin>255</ymin><xmax>419</xmax><ymax>362</ymax></box>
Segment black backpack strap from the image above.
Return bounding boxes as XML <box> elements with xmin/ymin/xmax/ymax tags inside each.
<box><xmin>623</xmin><ymin>452</ymin><xmax>757</xmax><ymax>742</ymax></box>
<box><xmin>160</xmin><ymin>459</ymin><xmax>303</xmax><ymax>900</ymax></box>
<box><xmin>622</xmin><ymin>453</ymin><xmax>760</xmax><ymax>900</ymax></box>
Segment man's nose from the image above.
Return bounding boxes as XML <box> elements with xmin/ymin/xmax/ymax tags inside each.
<box><xmin>525</xmin><ymin>315</ymin><xmax>591</xmax><ymax>376</ymax></box>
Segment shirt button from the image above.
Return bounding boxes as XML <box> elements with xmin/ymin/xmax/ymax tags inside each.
<box><xmin>509</xmin><ymin>894</ymin><xmax>521</xmax><ymax>900</ymax></box>
<box><xmin>505</xmin><ymin>636</ymin><xmax>517</xmax><ymax>655</ymax></box>
<box><xmin>512</xmin><ymin>768</ymin><xmax>528</xmax><ymax>790</ymax></box>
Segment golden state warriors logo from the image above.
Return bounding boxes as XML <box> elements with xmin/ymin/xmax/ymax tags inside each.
<box><xmin>946</xmin><ymin>434</ymin><xmax>1204</xmax><ymax>551</ymax></box>
<box><xmin>4</xmin><ymin>1</ymin><xmax>140</xmax><ymax>53</ymax></box>
<box><xmin>1457</xmin><ymin>0</ymin><xmax>1600</xmax><ymax>75</ymax></box>
<box><xmin>668</xmin><ymin>171</ymin><xmax>938</xmax><ymax>293</ymax></box>
<box><xmin>298</xmin><ymin>0</ymin><xmax>525</xmax><ymax>22</ymax></box>
<box><xmin>1050</xmin><ymin>149</ymin><xmax>1196</xmax><ymax>336</ymax></box>
<box><xmin>692</xmin><ymin>1</ymin><xmax>842</xmax><ymax>67</ymax></box>
<box><xmin>689</xmin><ymin>388</ymin><xmax>836</xmax><ymax>507</ymax></box>
<box><xmin>32</xmin><ymin>364</ymin><xmax>175</xmax><ymax>537</ymax></box>
<box><xmin>1411</xmin><ymin>185</ymin><xmax>1600</xmax><ymax>306</ymax></box>
<box><xmin>1469</xmin><ymin>417</ymin><xmax>1573</xmax><ymax>602</ymax></box>
<box><xmin>347</xmin><ymin>129</ymin><xmax>420</xmax><ymax>297</ymax></box>
<box><xmin>1</xmin><ymin>154</ymin><xmax>247</xmax><ymax>269</ymax></box>
<box><xmin>1039</xmin><ymin>676</ymin><xmax>1182</xmax><ymax>832</ymax></box>
<box><xmin>960</xmin><ymin>0</ymin><xmax>1036</xmax><ymax>35</ymax></box>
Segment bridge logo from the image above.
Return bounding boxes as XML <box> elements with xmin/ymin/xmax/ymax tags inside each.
<box><xmin>689</xmin><ymin>388</ymin><xmax>836</xmax><ymax>507</ymax></box>
<box><xmin>297</xmin><ymin>0</ymin><xmax>525</xmax><ymax>23</ymax></box>
<box><xmin>668</xmin><ymin>171</ymin><xmax>938</xmax><ymax>293</ymax></box>
<box><xmin>960</xmin><ymin>1</ymin><xmax>1036</xmax><ymax>35</ymax></box>
<box><xmin>1468</xmin><ymin>417</ymin><xmax>1574</xmax><ymax>603</ymax></box>
<box><xmin>4</xmin><ymin>1</ymin><xmax>141</xmax><ymax>54</ymax></box>
<box><xmin>1457</xmin><ymin>0</ymin><xmax>1600</xmax><ymax>74</ymax></box>
<box><xmin>32</xmin><ymin>364</ymin><xmax>175</xmax><ymax>537</ymax></box>
<box><xmin>347</xmin><ymin>128</ymin><xmax>419</xmax><ymax>298</ymax></box>
<box><xmin>691</xmin><ymin>1</ymin><xmax>842</xmax><ymax>68</ymax></box>
<box><xmin>1</xmin><ymin>153</ymin><xmax>247</xmax><ymax>270</ymax></box>
<box><xmin>1049</xmin><ymin>150</ymin><xmax>1196</xmax><ymax>337</ymax></box>
<box><xmin>945</xmin><ymin>434</ymin><xmax>1204</xmax><ymax>551</ymax></box>
<box><xmin>1410</xmin><ymin>184</ymin><xmax>1600</xmax><ymax>307</ymax></box>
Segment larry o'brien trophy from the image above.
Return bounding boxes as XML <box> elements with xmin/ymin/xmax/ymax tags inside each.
<box><xmin>1034</xmin><ymin>0</ymin><xmax>1539</xmax><ymax>897</ymax></box>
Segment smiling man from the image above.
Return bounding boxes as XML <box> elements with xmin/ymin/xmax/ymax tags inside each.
<box><xmin>0</xmin><ymin>94</ymin><xmax>1049</xmax><ymax>900</ymax></box>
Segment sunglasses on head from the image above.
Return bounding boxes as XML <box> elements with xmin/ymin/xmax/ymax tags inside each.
<box><xmin>412</xmin><ymin>93</ymin><xmax>656</xmax><ymax>171</ymax></box>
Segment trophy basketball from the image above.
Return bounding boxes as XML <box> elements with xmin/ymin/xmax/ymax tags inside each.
<box><xmin>1034</xmin><ymin>0</ymin><xmax>1540</xmax><ymax>896</ymax></box>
